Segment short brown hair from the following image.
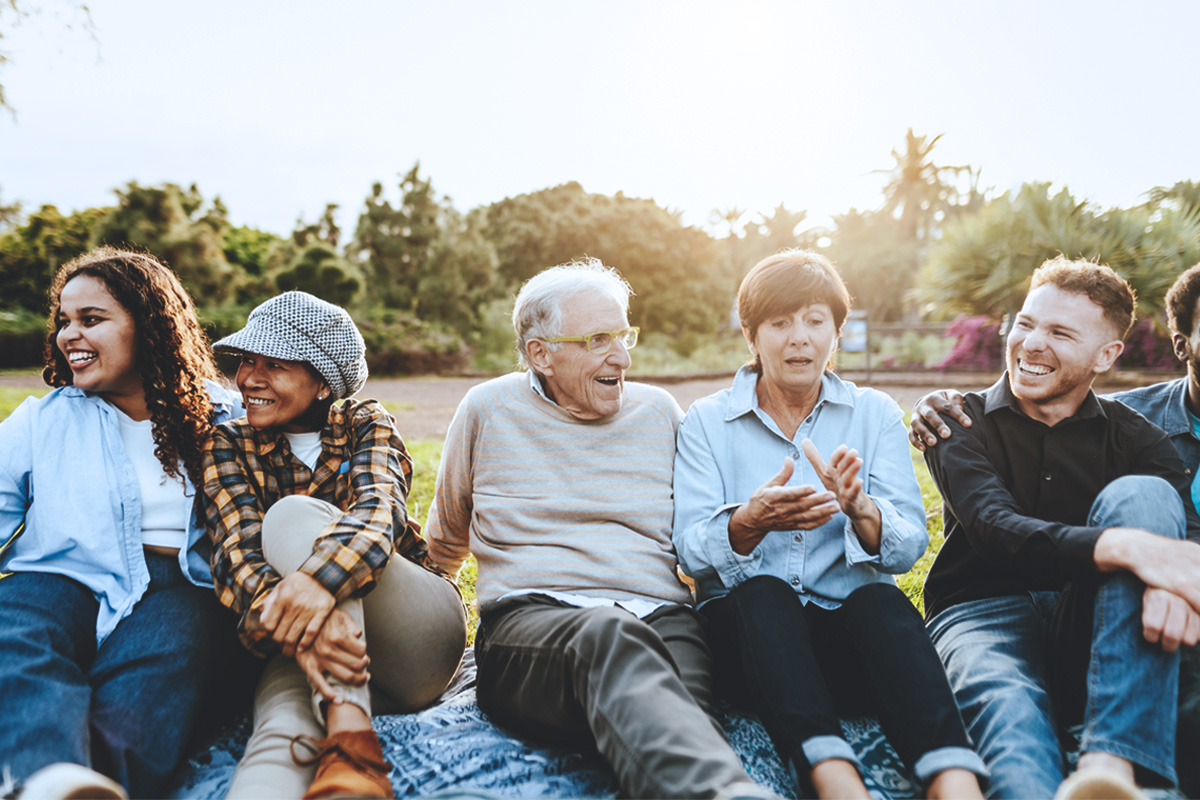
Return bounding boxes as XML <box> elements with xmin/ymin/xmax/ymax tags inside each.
<box><xmin>737</xmin><ymin>250</ymin><xmax>851</xmax><ymax>372</ymax></box>
<box><xmin>1029</xmin><ymin>256</ymin><xmax>1136</xmax><ymax>339</ymax></box>
<box><xmin>1166</xmin><ymin>262</ymin><xmax>1200</xmax><ymax>337</ymax></box>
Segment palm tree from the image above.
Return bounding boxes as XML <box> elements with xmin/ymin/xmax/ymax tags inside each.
<box><xmin>875</xmin><ymin>129</ymin><xmax>973</xmax><ymax>241</ymax></box>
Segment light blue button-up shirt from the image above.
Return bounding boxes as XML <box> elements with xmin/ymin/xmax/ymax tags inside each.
<box><xmin>673</xmin><ymin>366</ymin><xmax>927</xmax><ymax>606</ymax></box>
<box><xmin>0</xmin><ymin>382</ymin><xmax>241</xmax><ymax>644</ymax></box>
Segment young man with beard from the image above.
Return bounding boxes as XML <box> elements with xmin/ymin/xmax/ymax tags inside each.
<box><xmin>914</xmin><ymin>258</ymin><xmax>1200</xmax><ymax>799</ymax></box>
<box><xmin>911</xmin><ymin>261</ymin><xmax>1200</xmax><ymax>797</ymax></box>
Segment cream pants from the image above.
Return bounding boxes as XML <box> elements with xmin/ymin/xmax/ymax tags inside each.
<box><xmin>226</xmin><ymin>495</ymin><xmax>467</xmax><ymax>799</ymax></box>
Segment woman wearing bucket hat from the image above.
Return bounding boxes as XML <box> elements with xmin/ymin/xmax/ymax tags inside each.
<box><xmin>202</xmin><ymin>291</ymin><xmax>467</xmax><ymax>800</ymax></box>
<box><xmin>0</xmin><ymin>247</ymin><xmax>248</xmax><ymax>800</ymax></box>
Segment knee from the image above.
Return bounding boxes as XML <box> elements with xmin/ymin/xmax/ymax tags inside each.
<box><xmin>728</xmin><ymin>574</ymin><xmax>799</xmax><ymax>609</ymax></box>
<box><xmin>262</xmin><ymin>495</ymin><xmax>341</xmax><ymax>572</ymax></box>
<box><xmin>842</xmin><ymin>581</ymin><xmax>907</xmax><ymax>612</ymax></box>
<box><xmin>1091</xmin><ymin>475</ymin><xmax>1185</xmax><ymax>539</ymax></box>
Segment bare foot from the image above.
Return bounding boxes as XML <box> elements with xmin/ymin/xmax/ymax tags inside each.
<box><xmin>926</xmin><ymin>767</ymin><xmax>984</xmax><ymax>800</ymax></box>
<box><xmin>1075</xmin><ymin>753</ymin><xmax>1135</xmax><ymax>785</ymax></box>
<box><xmin>811</xmin><ymin>759</ymin><xmax>870</xmax><ymax>800</ymax></box>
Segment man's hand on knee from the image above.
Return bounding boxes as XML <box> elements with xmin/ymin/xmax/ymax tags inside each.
<box><xmin>1143</xmin><ymin>587</ymin><xmax>1200</xmax><ymax>652</ymax></box>
<box><xmin>1095</xmin><ymin>528</ymin><xmax>1200</xmax><ymax>614</ymax></box>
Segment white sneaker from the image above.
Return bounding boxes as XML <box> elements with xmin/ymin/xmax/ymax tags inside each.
<box><xmin>1052</xmin><ymin>769</ymin><xmax>1149</xmax><ymax>800</ymax></box>
<box><xmin>17</xmin><ymin>764</ymin><xmax>126</xmax><ymax>800</ymax></box>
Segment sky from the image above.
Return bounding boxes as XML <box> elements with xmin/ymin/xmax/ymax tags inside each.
<box><xmin>1</xmin><ymin>0</ymin><xmax>1198</xmax><ymax>239</ymax></box>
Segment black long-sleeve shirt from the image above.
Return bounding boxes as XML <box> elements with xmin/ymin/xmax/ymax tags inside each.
<box><xmin>922</xmin><ymin>376</ymin><xmax>1200</xmax><ymax>622</ymax></box>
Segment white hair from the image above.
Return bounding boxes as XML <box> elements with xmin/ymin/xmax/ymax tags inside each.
<box><xmin>512</xmin><ymin>257</ymin><xmax>633</xmax><ymax>369</ymax></box>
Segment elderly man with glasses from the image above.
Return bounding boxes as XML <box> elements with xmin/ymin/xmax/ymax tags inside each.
<box><xmin>426</xmin><ymin>259</ymin><xmax>772</xmax><ymax>800</ymax></box>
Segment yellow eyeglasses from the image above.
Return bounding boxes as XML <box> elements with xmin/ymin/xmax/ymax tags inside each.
<box><xmin>542</xmin><ymin>327</ymin><xmax>640</xmax><ymax>355</ymax></box>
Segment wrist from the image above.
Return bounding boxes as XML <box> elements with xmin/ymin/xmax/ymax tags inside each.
<box><xmin>1094</xmin><ymin>527</ymin><xmax>1139</xmax><ymax>572</ymax></box>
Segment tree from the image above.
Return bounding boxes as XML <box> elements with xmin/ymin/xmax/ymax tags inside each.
<box><xmin>822</xmin><ymin>208</ymin><xmax>920</xmax><ymax>322</ymax></box>
<box><xmin>875</xmin><ymin>129</ymin><xmax>974</xmax><ymax>242</ymax></box>
<box><xmin>91</xmin><ymin>181</ymin><xmax>237</xmax><ymax>304</ymax></box>
<box><xmin>482</xmin><ymin>182</ymin><xmax>728</xmax><ymax>343</ymax></box>
<box><xmin>916</xmin><ymin>182</ymin><xmax>1200</xmax><ymax>322</ymax></box>
<box><xmin>0</xmin><ymin>203</ymin><xmax>105</xmax><ymax>311</ymax></box>
<box><xmin>274</xmin><ymin>243</ymin><xmax>361</xmax><ymax>307</ymax></box>
<box><xmin>352</xmin><ymin>165</ymin><xmax>439</xmax><ymax>311</ymax></box>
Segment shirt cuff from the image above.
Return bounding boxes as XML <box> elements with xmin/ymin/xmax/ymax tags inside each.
<box><xmin>710</xmin><ymin>504</ymin><xmax>763</xmax><ymax>588</ymax></box>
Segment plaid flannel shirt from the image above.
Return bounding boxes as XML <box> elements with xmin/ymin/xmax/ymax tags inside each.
<box><xmin>202</xmin><ymin>397</ymin><xmax>435</xmax><ymax>656</ymax></box>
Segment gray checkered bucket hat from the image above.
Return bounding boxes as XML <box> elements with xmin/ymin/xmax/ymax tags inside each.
<box><xmin>214</xmin><ymin>291</ymin><xmax>368</xmax><ymax>399</ymax></box>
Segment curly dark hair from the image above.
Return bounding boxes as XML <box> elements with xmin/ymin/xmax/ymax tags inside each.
<box><xmin>44</xmin><ymin>246</ymin><xmax>220</xmax><ymax>484</ymax></box>
<box><xmin>1166</xmin><ymin>262</ymin><xmax>1200</xmax><ymax>337</ymax></box>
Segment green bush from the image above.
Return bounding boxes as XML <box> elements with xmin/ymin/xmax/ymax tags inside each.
<box><xmin>357</xmin><ymin>308</ymin><xmax>468</xmax><ymax>375</ymax></box>
<box><xmin>0</xmin><ymin>310</ymin><xmax>49</xmax><ymax>369</ymax></box>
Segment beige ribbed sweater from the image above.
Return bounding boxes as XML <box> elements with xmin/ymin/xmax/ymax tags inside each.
<box><xmin>426</xmin><ymin>371</ymin><xmax>691</xmax><ymax>611</ymax></box>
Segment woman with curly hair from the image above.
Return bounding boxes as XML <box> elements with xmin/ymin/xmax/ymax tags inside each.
<box><xmin>0</xmin><ymin>246</ymin><xmax>243</xmax><ymax>800</ymax></box>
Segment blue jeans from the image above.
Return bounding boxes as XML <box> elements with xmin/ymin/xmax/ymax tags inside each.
<box><xmin>0</xmin><ymin>553</ymin><xmax>228</xmax><ymax>798</ymax></box>
<box><xmin>927</xmin><ymin>475</ymin><xmax>1183</xmax><ymax>799</ymax></box>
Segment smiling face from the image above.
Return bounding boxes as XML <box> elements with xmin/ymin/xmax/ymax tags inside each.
<box><xmin>527</xmin><ymin>293</ymin><xmax>631</xmax><ymax>421</ymax></box>
<box><xmin>56</xmin><ymin>275</ymin><xmax>143</xmax><ymax>413</ymax></box>
<box><xmin>235</xmin><ymin>353</ymin><xmax>330</xmax><ymax>432</ymax></box>
<box><xmin>746</xmin><ymin>303</ymin><xmax>837</xmax><ymax>403</ymax></box>
<box><xmin>1007</xmin><ymin>284</ymin><xmax>1124</xmax><ymax>425</ymax></box>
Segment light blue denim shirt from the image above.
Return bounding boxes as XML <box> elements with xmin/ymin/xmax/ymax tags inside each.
<box><xmin>0</xmin><ymin>382</ymin><xmax>241</xmax><ymax>644</ymax></box>
<box><xmin>673</xmin><ymin>366</ymin><xmax>928</xmax><ymax>606</ymax></box>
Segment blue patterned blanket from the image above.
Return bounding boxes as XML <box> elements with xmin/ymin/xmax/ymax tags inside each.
<box><xmin>167</xmin><ymin>650</ymin><xmax>919</xmax><ymax>799</ymax></box>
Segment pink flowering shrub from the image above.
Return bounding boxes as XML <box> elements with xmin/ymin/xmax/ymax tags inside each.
<box><xmin>936</xmin><ymin>315</ymin><xmax>1003</xmax><ymax>371</ymax></box>
<box><xmin>1115</xmin><ymin>320</ymin><xmax>1178</xmax><ymax>370</ymax></box>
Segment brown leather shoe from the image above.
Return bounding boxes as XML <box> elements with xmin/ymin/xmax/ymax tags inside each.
<box><xmin>290</xmin><ymin>730</ymin><xmax>394</xmax><ymax>799</ymax></box>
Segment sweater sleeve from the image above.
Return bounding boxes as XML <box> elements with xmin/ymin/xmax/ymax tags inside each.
<box><xmin>425</xmin><ymin>391</ymin><xmax>480</xmax><ymax>579</ymax></box>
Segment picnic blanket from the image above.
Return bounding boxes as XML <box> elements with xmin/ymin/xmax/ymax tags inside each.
<box><xmin>166</xmin><ymin>649</ymin><xmax>919</xmax><ymax>799</ymax></box>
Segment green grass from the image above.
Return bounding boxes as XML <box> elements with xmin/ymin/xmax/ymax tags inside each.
<box><xmin>0</xmin><ymin>386</ymin><xmax>50</xmax><ymax>418</ymax></box>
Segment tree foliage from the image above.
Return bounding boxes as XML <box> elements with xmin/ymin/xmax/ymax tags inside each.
<box><xmin>352</xmin><ymin>165</ymin><xmax>440</xmax><ymax>312</ymax></box>
<box><xmin>822</xmin><ymin>209</ymin><xmax>920</xmax><ymax>322</ymax></box>
<box><xmin>485</xmin><ymin>182</ymin><xmax>727</xmax><ymax>342</ymax></box>
<box><xmin>917</xmin><ymin>182</ymin><xmax>1200</xmax><ymax>322</ymax></box>
<box><xmin>351</xmin><ymin>163</ymin><xmax>499</xmax><ymax>332</ymax></box>
<box><xmin>91</xmin><ymin>181</ymin><xmax>236</xmax><ymax>304</ymax></box>
<box><xmin>0</xmin><ymin>203</ymin><xmax>105</xmax><ymax>311</ymax></box>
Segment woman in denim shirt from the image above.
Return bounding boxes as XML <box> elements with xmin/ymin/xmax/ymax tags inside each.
<box><xmin>0</xmin><ymin>247</ymin><xmax>243</xmax><ymax>800</ymax></box>
<box><xmin>673</xmin><ymin>250</ymin><xmax>986</xmax><ymax>800</ymax></box>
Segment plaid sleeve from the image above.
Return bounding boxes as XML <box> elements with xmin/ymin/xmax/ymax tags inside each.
<box><xmin>297</xmin><ymin>401</ymin><xmax>410</xmax><ymax>603</ymax></box>
<box><xmin>202</xmin><ymin>425</ymin><xmax>281</xmax><ymax>656</ymax></box>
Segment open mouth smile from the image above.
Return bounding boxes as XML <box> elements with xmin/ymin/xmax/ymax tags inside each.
<box><xmin>1017</xmin><ymin>359</ymin><xmax>1053</xmax><ymax>376</ymax></box>
<box><xmin>67</xmin><ymin>351</ymin><xmax>97</xmax><ymax>367</ymax></box>
<box><xmin>245</xmin><ymin>397</ymin><xmax>276</xmax><ymax>407</ymax></box>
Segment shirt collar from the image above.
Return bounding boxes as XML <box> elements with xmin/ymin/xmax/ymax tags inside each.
<box><xmin>983</xmin><ymin>372</ymin><xmax>1106</xmax><ymax>422</ymax></box>
<box><xmin>723</xmin><ymin>365</ymin><xmax>854</xmax><ymax>422</ymax></box>
<box><xmin>1160</xmin><ymin>377</ymin><xmax>1193</xmax><ymax>437</ymax></box>
<box><xmin>527</xmin><ymin>369</ymin><xmax>552</xmax><ymax>402</ymax></box>
<box><xmin>249</xmin><ymin>400</ymin><xmax>347</xmax><ymax>456</ymax></box>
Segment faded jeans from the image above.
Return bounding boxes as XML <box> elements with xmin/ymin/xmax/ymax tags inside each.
<box><xmin>927</xmin><ymin>475</ymin><xmax>1183</xmax><ymax>799</ymax></box>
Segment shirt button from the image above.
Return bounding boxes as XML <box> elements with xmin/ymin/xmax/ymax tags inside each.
<box><xmin>794</xmin><ymin>534</ymin><xmax>802</xmax><ymax>543</ymax></box>
<box><xmin>1042</xmin><ymin>472</ymin><xmax>1052</xmax><ymax>481</ymax></box>
<box><xmin>790</xmin><ymin>576</ymin><xmax>800</xmax><ymax>586</ymax></box>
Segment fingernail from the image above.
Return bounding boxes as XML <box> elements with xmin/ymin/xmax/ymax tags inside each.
<box><xmin>926</xmin><ymin>436</ymin><xmax>935</xmax><ymax>445</ymax></box>
<box><xmin>940</xmin><ymin>428</ymin><xmax>949</xmax><ymax>437</ymax></box>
